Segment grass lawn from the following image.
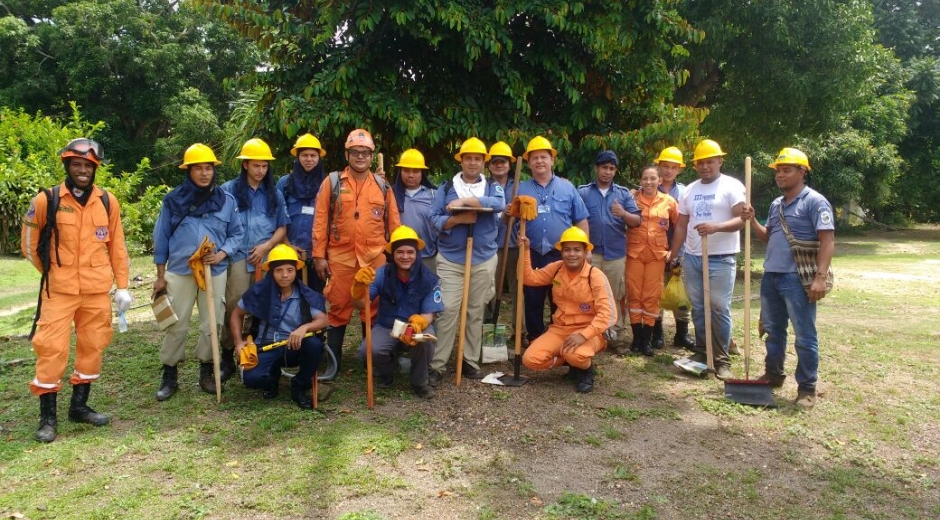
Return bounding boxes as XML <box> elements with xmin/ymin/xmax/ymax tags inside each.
<box><xmin>1</xmin><ymin>227</ymin><xmax>939</xmax><ymax>519</ymax></box>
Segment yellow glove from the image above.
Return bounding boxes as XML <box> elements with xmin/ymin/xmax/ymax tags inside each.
<box><xmin>350</xmin><ymin>266</ymin><xmax>376</xmax><ymax>299</ymax></box>
<box><xmin>509</xmin><ymin>195</ymin><xmax>538</xmax><ymax>221</ymax></box>
<box><xmin>187</xmin><ymin>236</ymin><xmax>216</xmax><ymax>291</ymax></box>
<box><xmin>408</xmin><ymin>314</ymin><xmax>429</xmax><ymax>334</ymax></box>
<box><xmin>239</xmin><ymin>336</ymin><xmax>259</xmax><ymax>370</ymax></box>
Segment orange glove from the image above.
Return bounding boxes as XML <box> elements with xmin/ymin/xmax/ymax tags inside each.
<box><xmin>399</xmin><ymin>326</ymin><xmax>418</xmax><ymax>347</ymax></box>
<box><xmin>509</xmin><ymin>195</ymin><xmax>538</xmax><ymax>221</ymax></box>
<box><xmin>239</xmin><ymin>336</ymin><xmax>259</xmax><ymax>370</ymax></box>
<box><xmin>187</xmin><ymin>236</ymin><xmax>216</xmax><ymax>291</ymax></box>
<box><xmin>350</xmin><ymin>266</ymin><xmax>376</xmax><ymax>299</ymax></box>
<box><xmin>408</xmin><ymin>314</ymin><xmax>429</xmax><ymax>334</ymax></box>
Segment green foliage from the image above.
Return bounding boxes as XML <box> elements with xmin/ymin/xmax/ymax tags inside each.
<box><xmin>195</xmin><ymin>0</ymin><xmax>706</xmax><ymax>180</ymax></box>
<box><xmin>0</xmin><ymin>105</ymin><xmax>163</xmax><ymax>254</ymax></box>
<box><xmin>544</xmin><ymin>492</ymin><xmax>654</xmax><ymax>520</ymax></box>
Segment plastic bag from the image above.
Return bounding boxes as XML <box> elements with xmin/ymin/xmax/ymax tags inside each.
<box><xmin>660</xmin><ymin>268</ymin><xmax>691</xmax><ymax>312</ymax></box>
<box><xmin>481</xmin><ymin>324</ymin><xmax>509</xmax><ymax>363</ymax></box>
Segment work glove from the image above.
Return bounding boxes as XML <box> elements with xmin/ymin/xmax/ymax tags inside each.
<box><xmin>350</xmin><ymin>266</ymin><xmax>376</xmax><ymax>299</ymax></box>
<box><xmin>399</xmin><ymin>327</ymin><xmax>418</xmax><ymax>347</ymax></box>
<box><xmin>114</xmin><ymin>289</ymin><xmax>132</xmax><ymax>313</ymax></box>
<box><xmin>408</xmin><ymin>314</ymin><xmax>429</xmax><ymax>334</ymax></box>
<box><xmin>509</xmin><ymin>195</ymin><xmax>538</xmax><ymax>221</ymax></box>
<box><xmin>239</xmin><ymin>336</ymin><xmax>259</xmax><ymax>370</ymax></box>
<box><xmin>187</xmin><ymin>236</ymin><xmax>216</xmax><ymax>291</ymax></box>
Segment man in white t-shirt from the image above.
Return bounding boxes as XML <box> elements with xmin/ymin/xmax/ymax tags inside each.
<box><xmin>668</xmin><ymin>139</ymin><xmax>745</xmax><ymax>379</ymax></box>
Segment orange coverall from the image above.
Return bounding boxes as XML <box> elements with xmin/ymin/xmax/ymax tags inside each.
<box><xmin>312</xmin><ymin>167</ymin><xmax>400</xmax><ymax>326</ymax></box>
<box><xmin>626</xmin><ymin>191</ymin><xmax>677</xmax><ymax>326</ymax></box>
<box><xmin>21</xmin><ymin>184</ymin><xmax>130</xmax><ymax>395</ymax></box>
<box><xmin>521</xmin><ymin>252</ymin><xmax>617</xmax><ymax>370</ymax></box>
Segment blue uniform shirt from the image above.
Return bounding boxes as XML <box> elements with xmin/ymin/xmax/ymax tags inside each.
<box><xmin>276</xmin><ymin>175</ymin><xmax>315</xmax><ymax>255</ymax></box>
<box><xmin>369</xmin><ymin>265</ymin><xmax>445</xmax><ymax>329</ymax></box>
<box><xmin>237</xmin><ymin>287</ymin><xmax>324</xmax><ymax>344</ymax></box>
<box><xmin>578</xmin><ymin>181</ymin><xmax>640</xmax><ymax>260</ymax></box>
<box><xmin>221</xmin><ymin>180</ymin><xmax>290</xmax><ymax>264</ymax></box>
<box><xmin>516</xmin><ymin>174</ymin><xmax>589</xmax><ymax>255</ymax></box>
<box><xmin>400</xmin><ymin>185</ymin><xmax>439</xmax><ymax>258</ymax></box>
<box><xmin>764</xmin><ymin>186</ymin><xmax>835</xmax><ymax>273</ymax></box>
<box><xmin>430</xmin><ymin>177</ymin><xmax>506</xmax><ymax>265</ymax></box>
<box><xmin>153</xmin><ymin>190</ymin><xmax>244</xmax><ymax>277</ymax></box>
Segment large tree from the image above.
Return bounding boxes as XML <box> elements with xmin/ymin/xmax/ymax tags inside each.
<box><xmin>197</xmin><ymin>0</ymin><xmax>706</xmax><ymax>181</ymax></box>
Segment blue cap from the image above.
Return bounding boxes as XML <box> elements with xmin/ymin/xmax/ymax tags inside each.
<box><xmin>595</xmin><ymin>150</ymin><xmax>618</xmax><ymax>166</ymax></box>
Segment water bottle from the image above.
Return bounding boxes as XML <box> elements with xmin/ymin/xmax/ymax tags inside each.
<box><xmin>118</xmin><ymin>311</ymin><xmax>128</xmax><ymax>333</ymax></box>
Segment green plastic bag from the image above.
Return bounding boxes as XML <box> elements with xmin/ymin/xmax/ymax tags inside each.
<box><xmin>660</xmin><ymin>267</ymin><xmax>691</xmax><ymax>312</ymax></box>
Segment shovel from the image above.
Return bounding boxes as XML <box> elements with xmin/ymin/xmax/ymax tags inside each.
<box><xmin>499</xmin><ymin>219</ymin><xmax>529</xmax><ymax>387</ymax></box>
<box><xmin>724</xmin><ymin>157</ymin><xmax>776</xmax><ymax>407</ymax></box>
<box><xmin>455</xmin><ymin>221</ymin><xmax>475</xmax><ymax>387</ymax></box>
<box><xmin>487</xmin><ymin>156</ymin><xmax>524</xmax><ymax>326</ymax></box>
<box><xmin>203</xmin><ymin>258</ymin><xmax>223</xmax><ymax>404</ymax></box>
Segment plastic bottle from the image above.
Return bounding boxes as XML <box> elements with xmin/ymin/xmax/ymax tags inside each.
<box><xmin>118</xmin><ymin>311</ymin><xmax>128</xmax><ymax>333</ymax></box>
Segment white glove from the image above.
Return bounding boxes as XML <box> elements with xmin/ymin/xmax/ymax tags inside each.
<box><xmin>114</xmin><ymin>289</ymin><xmax>132</xmax><ymax>313</ymax></box>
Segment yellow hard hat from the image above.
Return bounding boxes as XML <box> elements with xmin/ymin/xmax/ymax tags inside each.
<box><xmin>396</xmin><ymin>148</ymin><xmax>429</xmax><ymax>169</ymax></box>
<box><xmin>345</xmin><ymin>128</ymin><xmax>375</xmax><ymax>151</ymax></box>
<box><xmin>487</xmin><ymin>141</ymin><xmax>516</xmax><ymax>162</ymax></box>
<box><xmin>386</xmin><ymin>225</ymin><xmax>426</xmax><ymax>253</ymax></box>
<box><xmin>769</xmin><ymin>147</ymin><xmax>811</xmax><ymax>170</ymax></box>
<box><xmin>692</xmin><ymin>139</ymin><xmax>726</xmax><ymax>162</ymax></box>
<box><xmin>454</xmin><ymin>137</ymin><xmax>489</xmax><ymax>162</ymax></box>
<box><xmin>290</xmin><ymin>134</ymin><xmax>327</xmax><ymax>157</ymax></box>
<box><xmin>523</xmin><ymin>135</ymin><xmax>558</xmax><ymax>161</ymax></box>
<box><xmin>654</xmin><ymin>146</ymin><xmax>686</xmax><ymax>167</ymax></box>
<box><xmin>179</xmin><ymin>143</ymin><xmax>222</xmax><ymax>169</ymax></box>
<box><xmin>262</xmin><ymin>244</ymin><xmax>304</xmax><ymax>271</ymax></box>
<box><xmin>236</xmin><ymin>138</ymin><xmax>276</xmax><ymax>161</ymax></box>
<box><xmin>554</xmin><ymin>226</ymin><xmax>593</xmax><ymax>251</ymax></box>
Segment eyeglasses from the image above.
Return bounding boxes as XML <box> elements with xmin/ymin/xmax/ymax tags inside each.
<box><xmin>348</xmin><ymin>150</ymin><xmax>373</xmax><ymax>159</ymax></box>
<box><xmin>59</xmin><ymin>138</ymin><xmax>104</xmax><ymax>162</ymax></box>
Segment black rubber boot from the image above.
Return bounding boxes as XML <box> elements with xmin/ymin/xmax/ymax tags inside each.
<box><xmin>290</xmin><ymin>381</ymin><xmax>313</xmax><ymax>410</ymax></box>
<box><xmin>198</xmin><ymin>362</ymin><xmax>216</xmax><ymax>394</ymax></box>
<box><xmin>629</xmin><ymin>323</ymin><xmax>641</xmax><ymax>352</ymax></box>
<box><xmin>156</xmin><ymin>364</ymin><xmax>178</xmax><ymax>401</ymax></box>
<box><xmin>639</xmin><ymin>325</ymin><xmax>655</xmax><ymax>357</ymax></box>
<box><xmin>68</xmin><ymin>384</ymin><xmax>109</xmax><ymax>426</ymax></box>
<box><xmin>219</xmin><ymin>348</ymin><xmax>237</xmax><ymax>383</ymax></box>
<box><xmin>325</xmin><ymin>325</ymin><xmax>346</xmax><ymax>381</ymax></box>
<box><xmin>36</xmin><ymin>393</ymin><xmax>57</xmax><ymax>443</ymax></box>
<box><xmin>674</xmin><ymin>320</ymin><xmax>696</xmax><ymax>350</ymax></box>
<box><xmin>564</xmin><ymin>365</ymin><xmax>582</xmax><ymax>383</ymax></box>
<box><xmin>652</xmin><ymin>319</ymin><xmax>665</xmax><ymax>349</ymax></box>
<box><xmin>576</xmin><ymin>364</ymin><xmax>596</xmax><ymax>393</ymax></box>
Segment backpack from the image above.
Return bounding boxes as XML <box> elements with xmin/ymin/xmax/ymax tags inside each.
<box><xmin>326</xmin><ymin>170</ymin><xmax>390</xmax><ymax>242</ymax></box>
<box><xmin>29</xmin><ymin>186</ymin><xmax>111</xmax><ymax>339</ymax></box>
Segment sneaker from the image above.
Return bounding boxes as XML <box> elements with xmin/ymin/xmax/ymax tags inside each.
<box><xmin>755</xmin><ymin>373</ymin><xmax>786</xmax><ymax>388</ymax></box>
<box><xmin>714</xmin><ymin>365</ymin><xmax>733</xmax><ymax>381</ymax></box>
<box><xmin>461</xmin><ymin>361</ymin><xmax>485</xmax><ymax>380</ymax></box>
<box><xmin>795</xmin><ymin>391</ymin><xmax>816</xmax><ymax>409</ymax></box>
<box><xmin>412</xmin><ymin>385</ymin><xmax>435</xmax><ymax>399</ymax></box>
<box><xmin>428</xmin><ymin>370</ymin><xmax>443</xmax><ymax>387</ymax></box>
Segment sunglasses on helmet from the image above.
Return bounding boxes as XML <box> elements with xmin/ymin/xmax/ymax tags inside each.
<box><xmin>59</xmin><ymin>138</ymin><xmax>105</xmax><ymax>162</ymax></box>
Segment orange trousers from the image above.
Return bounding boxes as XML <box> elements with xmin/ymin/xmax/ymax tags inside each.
<box><xmin>626</xmin><ymin>248</ymin><xmax>666</xmax><ymax>326</ymax></box>
<box><xmin>30</xmin><ymin>291</ymin><xmax>112</xmax><ymax>396</ymax></box>
<box><xmin>324</xmin><ymin>258</ymin><xmax>383</xmax><ymax>327</ymax></box>
<box><xmin>522</xmin><ymin>325</ymin><xmax>606</xmax><ymax>370</ymax></box>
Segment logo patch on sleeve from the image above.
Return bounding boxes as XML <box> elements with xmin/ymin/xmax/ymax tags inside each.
<box><xmin>95</xmin><ymin>227</ymin><xmax>108</xmax><ymax>240</ymax></box>
<box><xmin>26</xmin><ymin>202</ymin><xmax>36</xmax><ymax>219</ymax></box>
<box><xmin>433</xmin><ymin>289</ymin><xmax>443</xmax><ymax>303</ymax></box>
<box><xmin>820</xmin><ymin>211</ymin><xmax>832</xmax><ymax>226</ymax></box>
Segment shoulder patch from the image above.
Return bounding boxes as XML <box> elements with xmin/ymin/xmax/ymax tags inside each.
<box><xmin>579</xmin><ymin>302</ymin><xmax>592</xmax><ymax>312</ymax></box>
<box><xmin>26</xmin><ymin>201</ymin><xmax>36</xmax><ymax>219</ymax></box>
<box><xmin>820</xmin><ymin>210</ymin><xmax>832</xmax><ymax>226</ymax></box>
<box><xmin>494</xmin><ymin>184</ymin><xmax>504</xmax><ymax>194</ymax></box>
<box><xmin>95</xmin><ymin>226</ymin><xmax>109</xmax><ymax>240</ymax></box>
<box><xmin>433</xmin><ymin>288</ymin><xmax>443</xmax><ymax>303</ymax></box>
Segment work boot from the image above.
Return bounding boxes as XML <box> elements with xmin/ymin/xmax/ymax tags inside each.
<box><xmin>412</xmin><ymin>385</ymin><xmax>435</xmax><ymax>399</ymax></box>
<box><xmin>673</xmin><ymin>320</ymin><xmax>695</xmax><ymax>350</ymax></box>
<box><xmin>219</xmin><ymin>348</ymin><xmax>237</xmax><ymax>383</ymax></box>
<box><xmin>156</xmin><ymin>364</ymin><xmax>178</xmax><ymax>401</ymax></box>
<box><xmin>688</xmin><ymin>351</ymin><xmax>707</xmax><ymax>364</ymax></box>
<box><xmin>564</xmin><ymin>365</ymin><xmax>582</xmax><ymax>383</ymax></box>
<box><xmin>262</xmin><ymin>381</ymin><xmax>279</xmax><ymax>399</ymax></box>
<box><xmin>290</xmin><ymin>382</ymin><xmax>313</xmax><ymax>410</ymax></box>
<box><xmin>325</xmin><ymin>326</ymin><xmax>346</xmax><ymax>381</ymax></box>
<box><xmin>461</xmin><ymin>361</ymin><xmax>485</xmax><ymax>380</ymax></box>
<box><xmin>795</xmin><ymin>390</ymin><xmax>816</xmax><ymax>409</ymax></box>
<box><xmin>652</xmin><ymin>319</ymin><xmax>665</xmax><ymax>349</ymax></box>
<box><xmin>36</xmin><ymin>393</ymin><xmax>57</xmax><ymax>443</ymax></box>
<box><xmin>755</xmin><ymin>372</ymin><xmax>786</xmax><ymax>388</ymax></box>
<box><xmin>198</xmin><ymin>362</ymin><xmax>217</xmax><ymax>394</ymax></box>
<box><xmin>638</xmin><ymin>325</ymin><xmax>655</xmax><ymax>357</ymax></box>
<box><xmin>377</xmin><ymin>373</ymin><xmax>395</xmax><ymax>389</ymax></box>
<box><xmin>68</xmin><ymin>383</ymin><xmax>109</xmax><ymax>426</ymax></box>
<box><xmin>629</xmin><ymin>323</ymin><xmax>641</xmax><ymax>353</ymax></box>
<box><xmin>715</xmin><ymin>364</ymin><xmax>733</xmax><ymax>381</ymax></box>
<box><xmin>576</xmin><ymin>364</ymin><xmax>596</xmax><ymax>393</ymax></box>
<box><xmin>428</xmin><ymin>370</ymin><xmax>443</xmax><ymax>387</ymax></box>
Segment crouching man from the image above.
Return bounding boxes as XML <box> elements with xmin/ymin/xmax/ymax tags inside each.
<box><xmin>351</xmin><ymin>226</ymin><xmax>443</xmax><ymax>399</ymax></box>
<box><xmin>518</xmin><ymin>226</ymin><xmax>617</xmax><ymax>393</ymax></box>
<box><xmin>229</xmin><ymin>245</ymin><xmax>329</xmax><ymax>409</ymax></box>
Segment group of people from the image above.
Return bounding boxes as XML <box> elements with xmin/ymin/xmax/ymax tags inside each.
<box><xmin>21</xmin><ymin>132</ymin><xmax>834</xmax><ymax>443</ymax></box>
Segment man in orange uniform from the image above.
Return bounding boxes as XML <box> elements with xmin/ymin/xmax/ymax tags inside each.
<box><xmin>518</xmin><ymin>226</ymin><xmax>616</xmax><ymax>393</ymax></box>
<box><xmin>312</xmin><ymin>128</ymin><xmax>400</xmax><ymax>377</ymax></box>
<box><xmin>21</xmin><ymin>138</ymin><xmax>131</xmax><ymax>443</ymax></box>
<box><xmin>627</xmin><ymin>165</ymin><xmax>678</xmax><ymax>356</ymax></box>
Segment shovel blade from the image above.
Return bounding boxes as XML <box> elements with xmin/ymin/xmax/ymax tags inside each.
<box><xmin>724</xmin><ymin>380</ymin><xmax>777</xmax><ymax>407</ymax></box>
<box><xmin>497</xmin><ymin>374</ymin><xmax>529</xmax><ymax>387</ymax></box>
